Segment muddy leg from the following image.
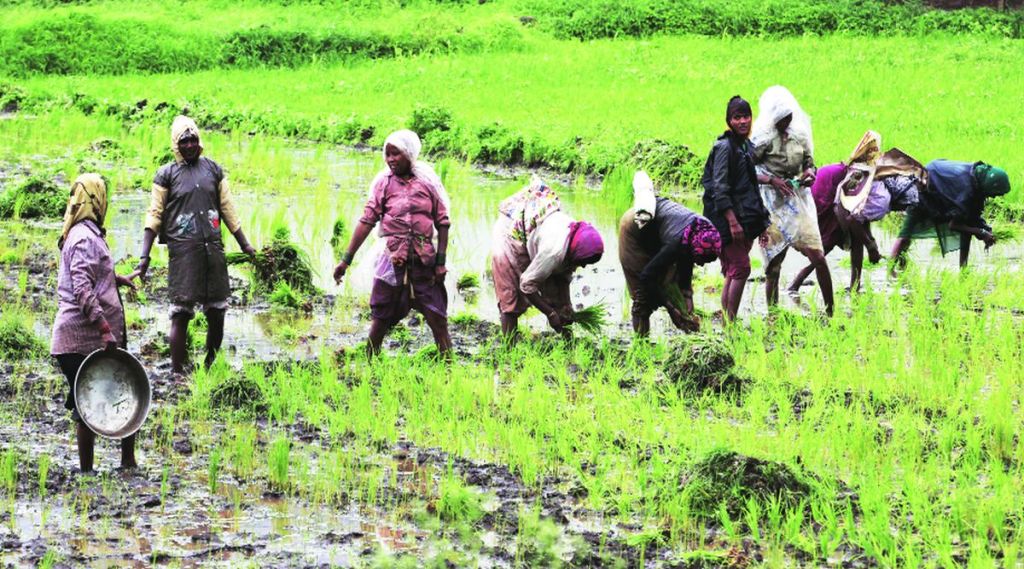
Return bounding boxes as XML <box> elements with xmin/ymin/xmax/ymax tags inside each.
<box><xmin>366</xmin><ymin>318</ymin><xmax>394</xmax><ymax>358</ymax></box>
<box><xmin>120</xmin><ymin>434</ymin><xmax>137</xmax><ymax>469</ymax></box>
<box><xmin>724</xmin><ymin>277</ymin><xmax>747</xmax><ymax>322</ymax></box>
<box><xmin>764</xmin><ymin>248</ymin><xmax>787</xmax><ymax>309</ymax></box>
<box><xmin>631</xmin><ymin>314</ymin><xmax>650</xmax><ymax>337</ymax></box>
<box><xmin>169</xmin><ymin>313</ymin><xmax>192</xmax><ymax>374</ymax></box>
<box><xmin>500</xmin><ymin>313</ymin><xmax>519</xmax><ymax>341</ymax></box>
<box><xmin>76</xmin><ymin>422</ymin><xmax>95</xmax><ymax>473</ymax></box>
<box><xmin>801</xmin><ymin>247</ymin><xmax>834</xmax><ymax>317</ymax></box>
<box><xmin>423</xmin><ymin>310</ymin><xmax>452</xmax><ymax>358</ymax></box>
<box><xmin>203</xmin><ymin>308</ymin><xmax>226</xmax><ymax>370</ymax></box>
<box><xmin>788</xmin><ymin>263</ymin><xmax>815</xmax><ymax>295</ymax></box>
<box><xmin>958</xmin><ymin>232</ymin><xmax>972</xmax><ymax>269</ymax></box>
<box><xmin>720</xmin><ymin>277</ymin><xmax>731</xmax><ymax>317</ymax></box>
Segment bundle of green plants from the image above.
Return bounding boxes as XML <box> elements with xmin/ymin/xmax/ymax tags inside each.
<box><xmin>268</xmin><ymin>281</ymin><xmax>302</xmax><ymax>309</ymax></box>
<box><xmin>455</xmin><ymin>272</ymin><xmax>479</xmax><ymax>292</ymax></box>
<box><xmin>572</xmin><ymin>301</ymin><xmax>608</xmax><ymax>334</ymax></box>
<box><xmin>210</xmin><ymin>374</ymin><xmax>268</xmax><ymax>414</ymax></box>
<box><xmin>226</xmin><ymin>227</ymin><xmax>317</xmax><ymax>294</ymax></box>
<box><xmin>0</xmin><ymin>309</ymin><xmax>45</xmax><ymax>361</ymax></box>
<box><xmin>681</xmin><ymin>449</ymin><xmax>816</xmax><ymax>522</ymax></box>
<box><xmin>663</xmin><ymin>333</ymin><xmax>746</xmax><ymax>395</ymax></box>
<box><xmin>0</xmin><ymin>175</ymin><xmax>65</xmax><ymax>220</ymax></box>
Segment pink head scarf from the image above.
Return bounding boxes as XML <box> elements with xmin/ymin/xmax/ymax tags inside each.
<box><xmin>566</xmin><ymin>221</ymin><xmax>604</xmax><ymax>266</ymax></box>
<box><xmin>681</xmin><ymin>216</ymin><xmax>721</xmax><ymax>261</ymax></box>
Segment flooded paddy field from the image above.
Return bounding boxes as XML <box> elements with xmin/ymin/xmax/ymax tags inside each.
<box><xmin>2</xmin><ymin>107</ymin><xmax>1024</xmax><ymax>568</ymax></box>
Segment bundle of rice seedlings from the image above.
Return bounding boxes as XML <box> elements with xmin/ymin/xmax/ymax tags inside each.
<box><xmin>572</xmin><ymin>301</ymin><xmax>608</xmax><ymax>334</ymax></box>
<box><xmin>226</xmin><ymin>227</ymin><xmax>317</xmax><ymax>294</ymax></box>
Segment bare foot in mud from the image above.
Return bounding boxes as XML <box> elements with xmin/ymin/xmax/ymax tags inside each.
<box><xmin>786</xmin><ymin>288</ymin><xmax>802</xmax><ymax>304</ymax></box>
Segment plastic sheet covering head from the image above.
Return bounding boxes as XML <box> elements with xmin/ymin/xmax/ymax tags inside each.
<box><xmin>752</xmin><ymin>85</ymin><xmax>814</xmax><ymax>156</ymax></box>
<box><xmin>632</xmin><ymin>170</ymin><xmax>657</xmax><ymax>229</ymax></box>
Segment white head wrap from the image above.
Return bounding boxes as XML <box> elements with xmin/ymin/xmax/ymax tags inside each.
<box><xmin>170</xmin><ymin>115</ymin><xmax>203</xmax><ymax>163</ymax></box>
<box><xmin>751</xmin><ymin>86</ymin><xmax>813</xmax><ymax>156</ymax></box>
<box><xmin>375</xmin><ymin>129</ymin><xmax>450</xmax><ymax>208</ymax></box>
<box><xmin>631</xmin><ymin>170</ymin><xmax>657</xmax><ymax>229</ymax></box>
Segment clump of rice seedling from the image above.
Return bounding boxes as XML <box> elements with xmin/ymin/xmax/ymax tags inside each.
<box><xmin>572</xmin><ymin>301</ymin><xmax>609</xmax><ymax>334</ymax></box>
<box><xmin>268</xmin><ymin>281</ymin><xmax>302</xmax><ymax>309</ymax></box>
<box><xmin>0</xmin><ymin>309</ymin><xmax>45</xmax><ymax>361</ymax></box>
<box><xmin>663</xmin><ymin>334</ymin><xmax>746</xmax><ymax>396</ymax></box>
<box><xmin>0</xmin><ymin>175</ymin><xmax>66</xmax><ymax>220</ymax></box>
<box><xmin>436</xmin><ymin>475</ymin><xmax>484</xmax><ymax>523</ymax></box>
<box><xmin>210</xmin><ymin>374</ymin><xmax>267</xmax><ymax>414</ymax></box>
<box><xmin>226</xmin><ymin>226</ymin><xmax>317</xmax><ymax>294</ymax></box>
<box><xmin>268</xmin><ymin>437</ymin><xmax>290</xmax><ymax>491</ymax></box>
<box><xmin>37</xmin><ymin>454</ymin><xmax>50</xmax><ymax>497</ymax></box>
<box><xmin>629</xmin><ymin>138</ymin><xmax>702</xmax><ymax>190</ymax></box>
<box><xmin>330</xmin><ymin>218</ymin><xmax>347</xmax><ymax>251</ymax></box>
<box><xmin>456</xmin><ymin>272</ymin><xmax>479</xmax><ymax>292</ymax></box>
<box><xmin>208</xmin><ymin>447</ymin><xmax>222</xmax><ymax>494</ymax></box>
<box><xmin>681</xmin><ymin>449</ymin><xmax>814</xmax><ymax>522</ymax></box>
<box><xmin>1</xmin><ymin>447</ymin><xmax>19</xmax><ymax>495</ymax></box>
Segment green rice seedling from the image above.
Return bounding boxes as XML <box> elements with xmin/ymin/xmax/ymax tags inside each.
<box><xmin>571</xmin><ymin>301</ymin><xmax>608</xmax><ymax>334</ymax></box>
<box><xmin>455</xmin><ymin>272</ymin><xmax>479</xmax><ymax>292</ymax></box>
<box><xmin>268</xmin><ymin>281</ymin><xmax>302</xmax><ymax>309</ymax></box>
<box><xmin>36</xmin><ymin>453</ymin><xmax>50</xmax><ymax>497</ymax></box>
<box><xmin>268</xmin><ymin>437</ymin><xmax>290</xmax><ymax>491</ymax></box>
<box><xmin>0</xmin><ymin>448</ymin><xmax>17</xmax><ymax>495</ymax></box>
<box><xmin>0</xmin><ymin>308</ymin><xmax>45</xmax><ymax>361</ymax></box>
<box><xmin>38</xmin><ymin>549</ymin><xmax>58</xmax><ymax>569</ymax></box>
<box><xmin>208</xmin><ymin>447</ymin><xmax>222</xmax><ymax>494</ymax></box>
<box><xmin>229</xmin><ymin>425</ymin><xmax>258</xmax><ymax>481</ymax></box>
<box><xmin>436</xmin><ymin>474</ymin><xmax>484</xmax><ymax>524</ymax></box>
<box><xmin>330</xmin><ymin>218</ymin><xmax>347</xmax><ymax>251</ymax></box>
<box><xmin>226</xmin><ymin>226</ymin><xmax>318</xmax><ymax>294</ymax></box>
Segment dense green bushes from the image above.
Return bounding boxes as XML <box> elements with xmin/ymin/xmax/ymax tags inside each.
<box><xmin>0</xmin><ymin>11</ymin><xmax>522</xmax><ymax>77</ymax></box>
<box><xmin>520</xmin><ymin>0</ymin><xmax>1024</xmax><ymax>39</ymax></box>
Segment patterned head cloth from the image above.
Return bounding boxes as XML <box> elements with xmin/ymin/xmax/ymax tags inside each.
<box><xmin>171</xmin><ymin>115</ymin><xmax>203</xmax><ymax>163</ymax></box>
<box><xmin>59</xmin><ymin>173</ymin><xmax>107</xmax><ymax>249</ymax></box>
<box><xmin>566</xmin><ymin>221</ymin><xmax>604</xmax><ymax>266</ymax></box>
<box><xmin>847</xmin><ymin>131</ymin><xmax>881</xmax><ymax>166</ymax></box>
<box><xmin>681</xmin><ymin>216</ymin><xmax>721</xmax><ymax>262</ymax></box>
<box><xmin>975</xmin><ymin>163</ymin><xmax>1010</xmax><ymax>198</ymax></box>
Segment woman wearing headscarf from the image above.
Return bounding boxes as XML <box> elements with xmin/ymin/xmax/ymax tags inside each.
<box><xmin>748</xmin><ymin>86</ymin><xmax>833</xmax><ymax>316</ymax></box>
<box><xmin>890</xmin><ymin>159</ymin><xmax>1010</xmax><ymax>273</ymax></box>
<box><xmin>51</xmin><ymin>174</ymin><xmax>137</xmax><ymax>473</ymax></box>
<box><xmin>132</xmin><ymin>116</ymin><xmax>256</xmax><ymax>373</ymax></box>
<box><xmin>620</xmin><ymin>172</ymin><xmax>720</xmax><ymax>336</ymax></box>
<box><xmin>334</xmin><ymin>130</ymin><xmax>453</xmax><ymax>356</ymax></box>
<box><xmin>491</xmin><ymin>179</ymin><xmax>604</xmax><ymax>338</ymax></box>
<box><xmin>701</xmin><ymin>95</ymin><xmax>771</xmax><ymax>321</ymax></box>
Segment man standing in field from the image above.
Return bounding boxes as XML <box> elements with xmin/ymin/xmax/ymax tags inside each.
<box><xmin>131</xmin><ymin>115</ymin><xmax>256</xmax><ymax>373</ymax></box>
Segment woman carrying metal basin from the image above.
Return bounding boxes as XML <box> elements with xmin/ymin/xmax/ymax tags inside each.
<box><xmin>50</xmin><ymin>174</ymin><xmax>139</xmax><ymax>473</ymax></box>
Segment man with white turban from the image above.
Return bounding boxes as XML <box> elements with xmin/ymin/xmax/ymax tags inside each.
<box><xmin>132</xmin><ymin>115</ymin><xmax>256</xmax><ymax>373</ymax></box>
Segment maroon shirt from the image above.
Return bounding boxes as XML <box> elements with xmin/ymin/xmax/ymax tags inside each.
<box><xmin>51</xmin><ymin>221</ymin><xmax>125</xmax><ymax>355</ymax></box>
<box><xmin>359</xmin><ymin>173</ymin><xmax>450</xmax><ymax>266</ymax></box>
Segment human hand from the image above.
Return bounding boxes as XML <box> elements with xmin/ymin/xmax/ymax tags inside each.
<box><xmin>980</xmin><ymin>230</ymin><xmax>996</xmax><ymax>249</ymax></box>
<box><xmin>668</xmin><ymin>306</ymin><xmax>700</xmax><ymax>332</ymax></box>
<box><xmin>800</xmin><ymin>168</ymin><xmax>817</xmax><ymax>186</ymax></box>
<box><xmin>770</xmin><ymin>176</ymin><xmax>794</xmax><ymax>197</ymax></box>
<box><xmin>129</xmin><ymin>256</ymin><xmax>150</xmax><ymax>283</ymax></box>
<box><xmin>433</xmin><ymin>264</ymin><xmax>447</xmax><ymax>285</ymax></box>
<box><xmin>333</xmin><ymin>260</ymin><xmax>348</xmax><ymax>284</ymax></box>
<box><xmin>729</xmin><ymin>222</ymin><xmax>745</xmax><ymax>243</ymax></box>
<box><xmin>867</xmin><ymin>248</ymin><xmax>883</xmax><ymax>264</ymax></box>
<box><xmin>115</xmin><ymin>274</ymin><xmax>137</xmax><ymax>290</ymax></box>
<box><xmin>98</xmin><ymin>321</ymin><xmax>117</xmax><ymax>351</ymax></box>
<box><xmin>242</xmin><ymin>244</ymin><xmax>257</xmax><ymax>258</ymax></box>
<box><xmin>546</xmin><ymin>311</ymin><xmax>565</xmax><ymax>330</ymax></box>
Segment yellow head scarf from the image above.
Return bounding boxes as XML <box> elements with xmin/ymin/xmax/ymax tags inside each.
<box><xmin>171</xmin><ymin>115</ymin><xmax>204</xmax><ymax>164</ymax></box>
<box><xmin>847</xmin><ymin>131</ymin><xmax>881</xmax><ymax>166</ymax></box>
<box><xmin>59</xmin><ymin>173</ymin><xmax>108</xmax><ymax>249</ymax></box>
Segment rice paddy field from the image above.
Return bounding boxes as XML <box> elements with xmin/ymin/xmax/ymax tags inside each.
<box><xmin>2</xmin><ymin>0</ymin><xmax>1024</xmax><ymax>567</ymax></box>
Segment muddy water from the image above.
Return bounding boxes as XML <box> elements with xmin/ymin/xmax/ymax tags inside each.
<box><xmin>93</xmin><ymin>143</ymin><xmax>1023</xmax><ymax>357</ymax></box>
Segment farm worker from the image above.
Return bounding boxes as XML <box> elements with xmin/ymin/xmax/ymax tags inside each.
<box><xmin>790</xmin><ymin>133</ymin><xmax>925</xmax><ymax>293</ymax></box>
<box><xmin>51</xmin><ymin>174</ymin><xmax>137</xmax><ymax>473</ymax></box>
<box><xmin>750</xmin><ymin>85</ymin><xmax>834</xmax><ymax>316</ymax></box>
<box><xmin>490</xmin><ymin>179</ymin><xmax>605</xmax><ymax>338</ymax></box>
<box><xmin>333</xmin><ymin>130</ymin><xmax>453</xmax><ymax>357</ymax></box>
<box><xmin>701</xmin><ymin>95</ymin><xmax>771</xmax><ymax>321</ymax></box>
<box><xmin>619</xmin><ymin>171</ymin><xmax>720</xmax><ymax>336</ymax></box>
<box><xmin>889</xmin><ymin>159</ymin><xmax>1010</xmax><ymax>274</ymax></box>
<box><xmin>131</xmin><ymin>116</ymin><xmax>256</xmax><ymax>373</ymax></box>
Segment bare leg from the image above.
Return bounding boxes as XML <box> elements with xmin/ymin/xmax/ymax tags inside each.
<box><xmin>76</xmin><ymin>422</ymin><xmax>95</xmax><ymax>473</ymax></box>
<box><xmin>798</xmin><ymin>247</ymin><xmax>834</xmax><ymax>316</ymax></box>
<box><xmin>203</xmin><ymin>308</ymin><xmax>226</xmax><ymax>369</ymax></box>
<box><xmin>849</xmin><ymin>238</ymin><xmax>864</xmax><ymax>293</ymax></box>
<box><xmin>500</xmin><ymin>313</ymin><xmax>519</xmax><ymax>340</ymax></box>
<box><xmin>720</xmin><ymin>277</ymin><xmax>732</xmax><ymax>317</ymax></box>
<box><xmin>724</xmin><ymin>277</ymin><xmax>747</xmax><ymax>322</ymax></box>
<box><xmin>169</xmin><ymin>314</ymin><xmax>191</xmax><ymax>374</ymax></box>
<box><xmin>958</xmin><ymin>232</ymin><xmax>972</xmax><ymax>269</ymax></box>
<box><xmin>631</xmin><ymin>314</ymin><xmax>650</xmax><ymax>337</ymax></box>
<box><xmin>764</xmin><ymin>248</ymin><xmax>788</xmax><ymax>309</ymax></box>
<box><xmin>889</xmin><ymin>237</ymin><xmax>912</xmax><ymax>277</ymax></box>
<box><xmin>367</xmin><ymin>318</ymin><xmax>394</xmax><ymax>358</ymax></box>
<box><xmin>422</xmin><ymin>310</ymin><xmax>452</xmax><ymax>357</ymax></box>
<box><xmin>120</xmin><ymin>434</ymin><xmax>137</xmax><ymax>469</ymax></box>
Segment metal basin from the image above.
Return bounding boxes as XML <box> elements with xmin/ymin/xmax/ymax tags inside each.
<box><xmin>74</xmin><ymin>348</ymin><xmax>151</xmax><ymax>439</ymax></box>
